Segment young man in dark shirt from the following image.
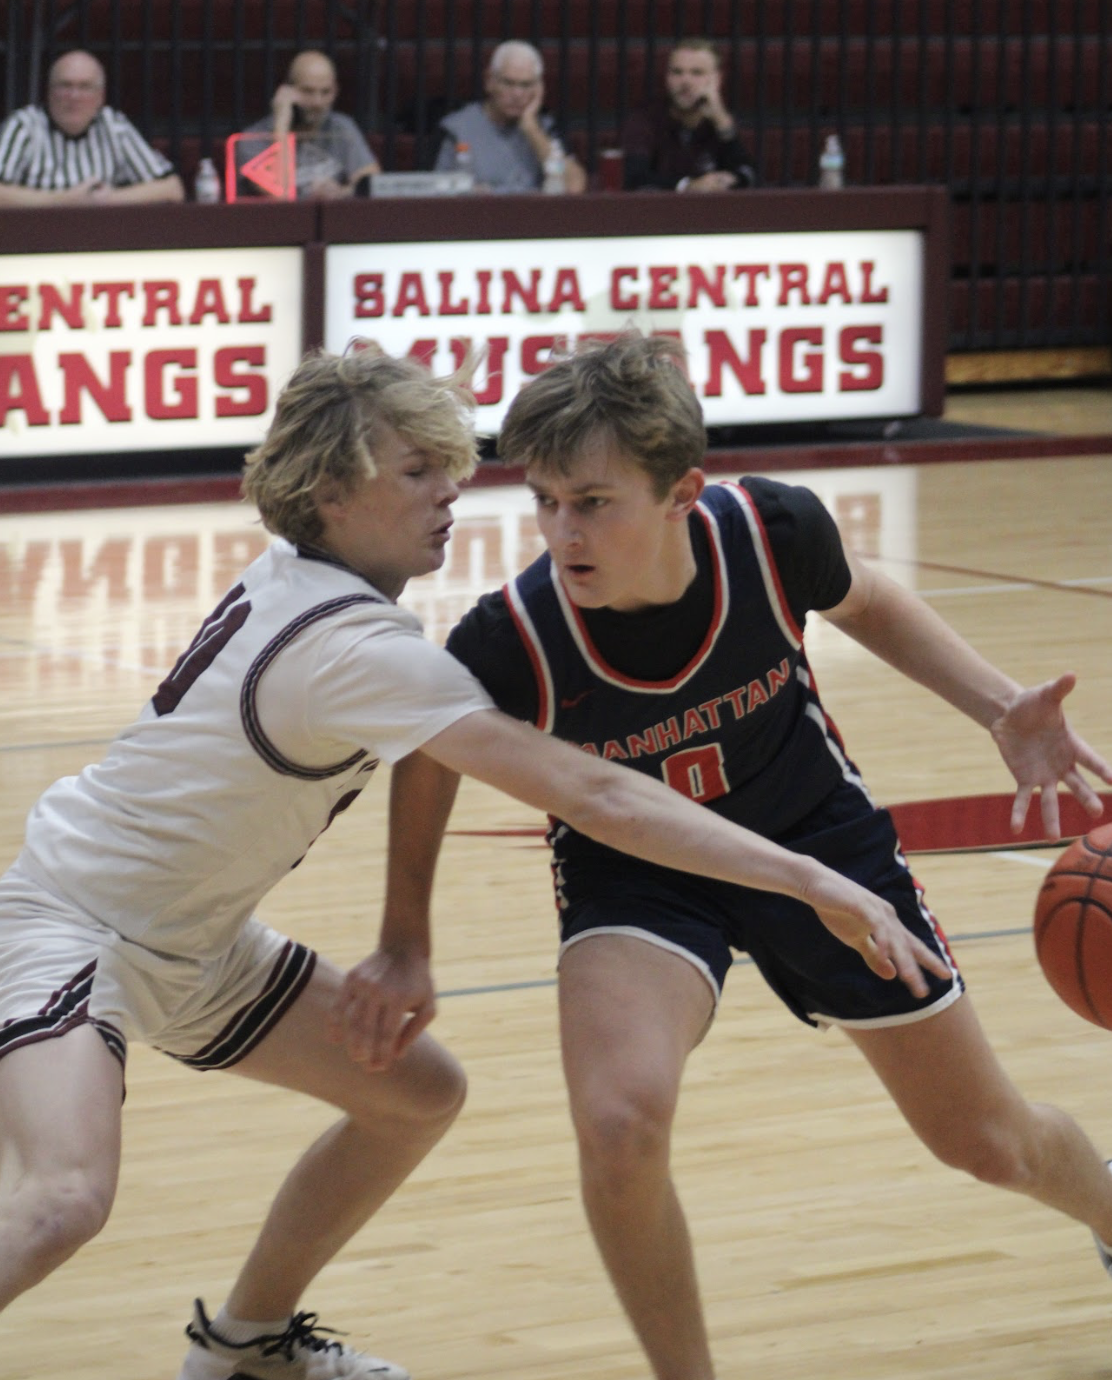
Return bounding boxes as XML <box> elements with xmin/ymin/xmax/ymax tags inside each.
<box><xmin>621</xmin><ymin>39</ymin><xmax>756</xmax><ymax>192</ymax></box>
<box><xmin>362</xmin><ymin>334</ymin><xmax>1112</xmax><ymax>1380</ymax></box>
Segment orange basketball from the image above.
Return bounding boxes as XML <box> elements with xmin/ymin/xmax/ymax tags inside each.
<box><xmin>1034</xmin><ymin>822</ymin><xmax>1112</xmax><ymax>1028</ymax></box>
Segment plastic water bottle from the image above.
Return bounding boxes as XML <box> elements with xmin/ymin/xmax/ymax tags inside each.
<box><xmin>194</xmin><ymin>156</ymin><xmax>222</xmax><ymax>203</ymax></box>
<box><xmin>818</xmin><ymin>134</ymin><xmax>845</xmax><ymax>189</ymax></box>
<box><xmin>455</xmin><ymin>141</ymin><xmax>475</xmax><ymax>192</ymax></box>
<box><xmin>543</xmin><ymin>137</ymin><xmax>567</xmax><ymax>194</ymax></box>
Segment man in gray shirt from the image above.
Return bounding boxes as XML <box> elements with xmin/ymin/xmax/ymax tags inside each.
<box><xmin>240</xmin><ymin>49</ymin><xmax>379</xmax><ymax>199</ymax></box>
<box><xmin>434</xmin><ymin>40</ymin><xmax>586</xmax><ymax>193</ymax></box>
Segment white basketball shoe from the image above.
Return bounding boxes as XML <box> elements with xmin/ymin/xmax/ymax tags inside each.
<box><xmin>176</xmin><ymin>1298</ymin><xmax>411</xmax><ymax>1380</ymax></box>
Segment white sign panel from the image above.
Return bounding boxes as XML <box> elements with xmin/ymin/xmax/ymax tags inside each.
<box><xmin>0</xmin><ymin>247</ymin><xmax>304</xmax><ymax>458</ymax></box>
<box><xmin>324</xmin><ymin>230</ymin><xmax>924</xmax><ymax>432</ymax></box>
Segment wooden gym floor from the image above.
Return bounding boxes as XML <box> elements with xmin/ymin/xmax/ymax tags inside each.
<box><xmin>1</xmin><ymin>387</ymin><xmax>1111</xmax><ymax>1380</ymax></box>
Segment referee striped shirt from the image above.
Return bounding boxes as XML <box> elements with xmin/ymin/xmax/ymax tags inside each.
<box><xmin>0</xmin><ymin>104</ymin><xmax>175</xmax><ymax>190</ymax></box>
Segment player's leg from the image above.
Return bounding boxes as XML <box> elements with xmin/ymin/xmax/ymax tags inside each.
<box><xmin>848</xmin><ymin>994</ymin><xmax>1112</xmax><ymax>1243</ymax></box>
<box><xmin>213</xmin><ymin>954</ymin><xmax>466</xmax><ymax>1322</ymax></box>
<box><xmin>0</xmin><ymin>1026</ymin><xmax>124</xmax><ymax>1311</ymax></box>
<box><xmin>559</xmin><ymin>932</ymin><xmax>717</xmax><ymax>1380</ymax></box>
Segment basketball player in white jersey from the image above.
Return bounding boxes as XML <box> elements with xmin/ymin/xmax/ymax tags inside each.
<box><xmin>0</xmin><ymin>348</ymin><xmax>947</xmax><ymax>1380</ymax></box>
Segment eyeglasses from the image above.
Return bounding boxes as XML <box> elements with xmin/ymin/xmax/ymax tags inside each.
<box><xmin>493</xmin><ymin>76</ymin><xmax>540</xmax><ymax>91</ymax></box>
<box><xmin>50</xmin><ymin>80</ymin><xmax>103</xmax><ymax>94</ymax></box>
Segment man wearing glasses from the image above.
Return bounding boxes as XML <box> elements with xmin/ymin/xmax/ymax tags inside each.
<box><xmin>0</xmin><ymin>49</ymin><xmax>184</xmax><ymax>206</ymax></box>
<box><xmin>433</xmin><ymin>40</ymin><xmax>586</xmax><ymax>193</ymax></box>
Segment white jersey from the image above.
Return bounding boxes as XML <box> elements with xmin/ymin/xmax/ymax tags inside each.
<box><xmin>14</xmin><ymin>540</ymin><xmax>492</xmax><ymax>960</ymax></box>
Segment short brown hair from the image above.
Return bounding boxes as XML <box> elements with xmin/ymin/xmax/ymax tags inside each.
<box><xmin>670</xmin><ymin>38</ymin><xmax>720</xmax><ymax>67</ymax></box>
<box><xmin>497</xmin><ymin>334</ymin><xmax>706</xmax><ymax>497</ymax></box>
<box><xmin>243</xmin><ymin>346</ymin><xmax>479</xmax><ymax>545</ymax></box>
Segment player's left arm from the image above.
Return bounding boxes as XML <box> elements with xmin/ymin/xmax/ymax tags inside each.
<box><xmin>823</xmin><ymin>554</ymin><xmax>1112</xmax><ymax>836</ymax></box>
<box><xmin>327</xmin><ymin>749</ymin><xmax>461</xmax><ymax>1069</ymax></box>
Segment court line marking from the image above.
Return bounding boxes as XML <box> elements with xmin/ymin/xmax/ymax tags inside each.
<box><xmin>990</xmin><ymin>851</ymin><xmax>1054</xmax><ymax>869</ymax></box>
<box><xmin>875</xmin><ymin>556</ymin><xmax>1112</xmax><ymax>600</ymax></box>
<box><xmin>0</xmin><ymin>738</ymin><xmax>112</xmax><ymax>755</ymax></box>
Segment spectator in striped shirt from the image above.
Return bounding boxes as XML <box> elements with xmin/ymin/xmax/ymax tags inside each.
<box><xmin>0</xmin><ymin>49</ymin><xmax>184</xmax><ymax>206</ymax></box>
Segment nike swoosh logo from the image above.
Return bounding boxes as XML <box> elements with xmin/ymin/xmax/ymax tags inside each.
<box><xmin>559</xmin><ymin>690</ymin><xmax>593</xmax><ymax>709</ymax></box>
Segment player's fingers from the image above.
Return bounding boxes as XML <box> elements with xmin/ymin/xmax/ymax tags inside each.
<box><xmin>871</xmin><ymin>924</ymin><xmax>948</xmax><ymax>997</ymax></box>
<box><xmin>365</xmin><ymin>1006</ymin><xmax>403</xmax><ymax>1070</ymax></box>
<box><xmin>1047</xmin><ymin>670</ymin><xmax>1077</xmax><ymax>704</ymax></box>
<box><xmin>878</xmin><ymin>932</ymin><xmax>932</xmax><ymax>998</ymax></box>
<box><xmin>343</xmin><ymin>994</ymin><xmax>380</xmax><ymax>1062</ymax></box>
<box><xmin>1075</xmin><ymin>743</ymin><xmax>1112</xmax><ymax>787</ymax></box>
<box><xmin>1064</xmin><ymin>769</ymin><xmax>1105</xmax><ymax>818</ymax></box>
<box><xmin>858</xmin><ymin>931</ymin><xmax>898</xmax><ymax>981</ymax></box>
<box><xmin>911</xmin><ymin>934</ymin><xmax>952</xmax><ymax>981</ymax></box>
<box><xmin>1038</xmin><ymin>784</ymin><xmax>1063</xmax><ymax>840</ymax></box>
<box><xmin>395</xmin><ymin>1000</ymin><xmax>437</xmax><ymax>1058</ymax></box>
<box><xmin>1010</xmin><ymin>784</ymin><xmax>1034</xmax><ymax>834</ymax></box>
<box><xmin>326</xmin><ymin>979</ymin><xmax>358</xmax><ymax>1043</ymax></box>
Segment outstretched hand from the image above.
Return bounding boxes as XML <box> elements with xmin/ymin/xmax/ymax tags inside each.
<box><xmin>990</xmin><ymin>672</ymin><xmax>1112</xmax><ymax>838</ymax></box>
<box><xmin>326</xmin><ymin>947</ymin><xmax>437</xmax><ymax>1070</ymax></box>
<box><xmin>800</xmin><ymin>867</ymin><xmax>951</xmax><ymax>997</ymax></box>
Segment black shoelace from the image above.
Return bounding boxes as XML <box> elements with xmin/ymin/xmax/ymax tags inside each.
<box><xmin>262</xmin><ymin>1312</ymin><xmax>346</xmax><ymax>1359</ymax></box>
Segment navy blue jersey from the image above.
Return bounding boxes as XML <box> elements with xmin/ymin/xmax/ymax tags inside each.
<box><xmin>446</xmin><ymin>476</ymin><xmax>858</xmax><ymax>843</ymax></box>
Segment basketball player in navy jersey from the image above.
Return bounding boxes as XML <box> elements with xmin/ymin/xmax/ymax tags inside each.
<box><xmin>362</xmin><ymin>334</ymin><xmax>1112</xmax><ymax>1380</ymax></box>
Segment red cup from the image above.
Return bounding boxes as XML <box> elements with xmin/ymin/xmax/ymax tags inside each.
<box><xmin>599</xmin><ymin>148</ymin><xmax>624</xmax><ymax>192</ymax></box>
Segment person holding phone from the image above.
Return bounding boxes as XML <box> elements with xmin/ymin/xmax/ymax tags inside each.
<box><xmin>240</xmin><ymin>49</ymin><xmax>379</xmax><ymax>199</ymax></box>
<box><xmin>621</xmin><ymin>38</ymin><xmax>757</xmax><ymax>192</ymax></box>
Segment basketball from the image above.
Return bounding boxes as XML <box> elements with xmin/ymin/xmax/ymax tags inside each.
<box><xmin>1034</xmin><ymin>822</ymin><xmax>1112</xmax><ymax>1028</ymax></box>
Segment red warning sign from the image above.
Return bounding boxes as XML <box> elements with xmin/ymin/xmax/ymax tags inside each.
<box><xmin>224</xmin><ymin>133</ymin><xmax>296</xmax><ymax>201</ymax></box>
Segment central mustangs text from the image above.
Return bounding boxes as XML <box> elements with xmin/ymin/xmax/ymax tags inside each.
<box><xmin>0</xmin><ymin>275</ymin><xmax>276</xmax><ymax>427</ymax></box>
<box><xmin>578</xmin><ymin>656</ymin><xmax>791</xmax><ymax>760</ymax></box>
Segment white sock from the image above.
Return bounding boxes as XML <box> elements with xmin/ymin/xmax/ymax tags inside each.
<box><xmin>211</xmin><ymin>1305</ymin><xmax>290</xmax><ymax>1344</ymax></box>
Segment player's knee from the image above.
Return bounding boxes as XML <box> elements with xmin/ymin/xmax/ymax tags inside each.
<box><xmin>574</xmin><ymin>1085</ymin><xmax>675</xmax><ymax>1180</ymax></box>
<box><xmin>17</xmin><ymin>1170</ymin><xmax>114</xmax><ymax>1265</ymax></box>
<box><xmin>354</xmin><ymin>1038</ymin><xmax>466</xmax><ymax>1130</ymax></box>
<box><xmin>421</xmin><ymin>1046</ymin><xmax>467</xmax><ymax>1127</ymax></box>
<box><xmin>926</xmin><ymin>1122</ymin><xmax>1027</xmax><ymax>1189</ymax></box>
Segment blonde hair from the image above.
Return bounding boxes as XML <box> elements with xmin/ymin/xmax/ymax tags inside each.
<box><xmin>497</xmin><ymin>333</ymin><xmax>705</xmax><ymax>497</ymax></box>
<box><xmin>243</xmin><ymin>346</ymin><xmax>479</xmax><ymax>544</ymax></box>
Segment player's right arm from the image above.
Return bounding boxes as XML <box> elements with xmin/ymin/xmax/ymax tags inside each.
<box><xmin>338</xmin><ymin>704</ymin><xmax>949</xmax><ymax>1070</ymax></box>
<box><xmin>824</xmin><ymin>552</ymin><xmax>1111</xmax><ymax>836</ymax></box>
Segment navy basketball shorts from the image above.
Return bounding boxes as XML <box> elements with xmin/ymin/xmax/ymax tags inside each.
<box><xmin>553</xmin><ymin>777</ymin><xmax>964</xmax><ymax>1030</ymax></box>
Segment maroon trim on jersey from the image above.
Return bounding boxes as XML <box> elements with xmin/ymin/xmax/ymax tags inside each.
<box><xmin>240</xmin><ymin>595</ymin><xmax>380</xmax><ymax>779</ymax></box>
<box><xmin>153</xmin><ymin>584</ymin><xmax>249</xmax><ymax>717</ymax></box>
<box><xmin>502</xmin><ymin>579</ymin><xmax>553</xmax><ymax>731</ymax></box>
<box><xmin>720</xmin><ymin>481</ymin><xmax>805</xmax><ymax>645</ymax></box>
<box><xmin>551</xmin><ymin>503</ymin><xmax>729</xmax><ymax>693</ymax></box>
